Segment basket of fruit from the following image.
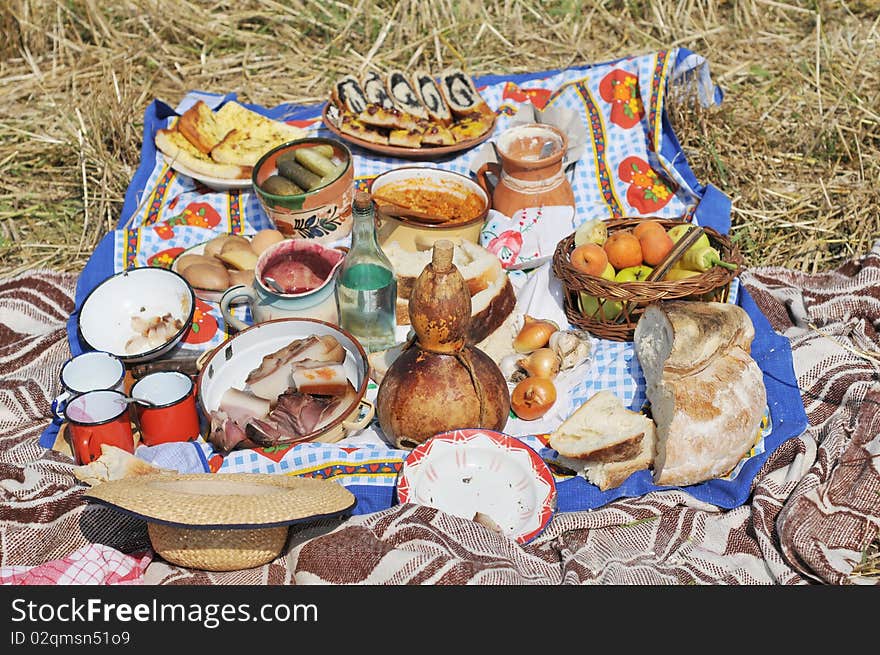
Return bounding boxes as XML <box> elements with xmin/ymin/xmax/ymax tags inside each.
<box><xmin>551</xmin><ymin>217</ymin><xmax>744</xmax><ymax>341</ymax></box>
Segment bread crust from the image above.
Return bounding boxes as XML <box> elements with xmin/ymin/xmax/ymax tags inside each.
<box><xmin>634</xmin><ymin>301</ymin><xmax>767</xmax><ymax>487</ymax></box>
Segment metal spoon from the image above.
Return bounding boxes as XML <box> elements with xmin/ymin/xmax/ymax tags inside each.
<box><xmin>262</xmin><ymin>276</ymin><xmax>287</xmax><ymax>294</ymax></box>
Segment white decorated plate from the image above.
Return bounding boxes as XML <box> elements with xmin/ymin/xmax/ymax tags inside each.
<box><xmin>159</xmin><ymin>154</ymin><xmax>252</xmax><ymax>192</ymax></box>
<box><xmin>397</xmin><ymin>429</ymin><xmax>557</xmax><ymax>544</ymax></box>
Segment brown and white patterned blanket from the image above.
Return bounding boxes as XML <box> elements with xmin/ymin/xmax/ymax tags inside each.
<box><xmin>2</xmin><ymin>243</ymin><xmax>879</xmax><ymax>585</ymax></box>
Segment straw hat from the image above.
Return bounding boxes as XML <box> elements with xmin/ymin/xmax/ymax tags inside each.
<box><xmin>83</xmin><ymin>473</ymin><xmax>356</xmax><ymax>571</ymax></box>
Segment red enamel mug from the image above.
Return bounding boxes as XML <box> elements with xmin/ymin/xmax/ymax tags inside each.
<box><xmin>64</xmin><ymin>390</ymin><xmax>135</xmax><ymax>465</ymax></box>
<box><xmin>130</xmin><ymin>371</ymin><xmax>201</xmax><ymax>446</ymax></box>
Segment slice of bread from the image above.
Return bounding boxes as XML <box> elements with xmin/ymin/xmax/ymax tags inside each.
<box><xmin>413</xmin><ymin>71</ymin><xmax>453</xmax><ymax>126</ymax></box>
<box><xmin>560</xmin><ymin>430</ymin><xmax>655</xmax><ymax>491</ymax></box>
<box><xmin>550</xmin><ymin>391</ymin><xmax>657</xmax><ymax>491</ymax></box>
<box><xmin>209</xmin><ymin>103</ymin><xmax>306</xmax><ymax>166</ymax></box>
<box><xmin>550</xmin><ymin>390</ymin><xmax>653</xmax><ymax>463</ymax></box>
<box><xmin>177</xmin><ymin>100</ymin><xmax>227</xmax><ymax>154</ymax></box>
<box><xmin>155</xmin><ymin>126</ymin><xmax>250</xmax><ymax>180</ymax></box>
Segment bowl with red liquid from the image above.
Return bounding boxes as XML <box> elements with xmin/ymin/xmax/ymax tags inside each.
<box><xmin>219</xmin><ymin>239</ymin><xmax>345</xmax><ymax>331</ymax></box>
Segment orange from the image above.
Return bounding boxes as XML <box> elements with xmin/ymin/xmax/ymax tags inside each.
<box><xmin>603</xmin><ymin>230</ymin><xmax>643</xmax><ymax>269</ymax></box>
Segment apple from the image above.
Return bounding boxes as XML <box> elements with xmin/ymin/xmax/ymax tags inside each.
<box><xmin>614</xmin><ymin>265</ymin><xmax>653</xmax><ymax>282</ymax></box>
<box><xmin>573</xmin><ymin>218</ymin><xmax>608</xmax><ymax>247</ymax></box>
<box><xmin>579</xmin><ymin>292</ymin><xmax>622</xmax><ymax>320</ymax></box>
<box><xmin>578</xmin><ymin>264</ymin><xmax>620</xmax><ymax>320</ymax></box>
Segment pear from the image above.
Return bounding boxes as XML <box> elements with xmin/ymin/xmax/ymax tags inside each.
<box><xmin>573</xmin><ymin>218</ymin><xmax>609</xmax><ymax>247</ymax></box>
<box><xmin>578</xmin><ymin>262</ymin><xmax>621</xmax><ymax>320</ymax></box>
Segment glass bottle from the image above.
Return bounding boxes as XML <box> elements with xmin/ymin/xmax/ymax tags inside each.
<box><xmin>335</xmin><ymin>190</ymin><xmax>398</xmax><ymax>352</ymax></box>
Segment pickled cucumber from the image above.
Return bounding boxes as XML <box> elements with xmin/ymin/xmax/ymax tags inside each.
<box><xmin>294</xmin><ymin>147</ymin><xmax>338</xmax><ymax>178</ymax></box>
<box><xmin>260</xmin><ymin>174</ymin><xmax>303</xmax><ymax>196</ymax></box>
<box><xmin>277</xmin><ymin>153</ymin><xmax>322</xmax><ymax>190</ymax></box>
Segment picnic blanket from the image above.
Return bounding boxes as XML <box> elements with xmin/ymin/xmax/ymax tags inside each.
<box><xmin>39</xmin><ymin>48</ymin><xmax>799</xmax><ymax>516</ymax></box>
<box><xmin>2</xmin><ymin>246</ymin><xmax>879</xmax><ymax>584</ymax></box>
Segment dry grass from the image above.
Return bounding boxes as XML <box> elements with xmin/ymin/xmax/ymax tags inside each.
<box><xmin>0</xmin><ymin>0</ymin><xmax>877</xmax><ymax>579</ymax></box>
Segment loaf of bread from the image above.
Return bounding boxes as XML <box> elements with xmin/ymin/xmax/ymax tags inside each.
<box><xmin>549</xmin><ymin>390</ymin><xmax>656</xmax><ymax>491</ymax></box>
<box><xmin>634</xmin><ymin>301</ymin><xmax>766</xmax><ymax>487</ymax></box>
<box><xmin>383</xmin><ymin>240</ymin><xmax>516</xmax><ymax>344</ymax></box>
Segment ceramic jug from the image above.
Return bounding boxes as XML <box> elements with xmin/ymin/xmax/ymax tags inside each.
<box><xmin>476</xmin><ymin>123</ymin><xmax>575</xmax><ymax>218</ymax></box>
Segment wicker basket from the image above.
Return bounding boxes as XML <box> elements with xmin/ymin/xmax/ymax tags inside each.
<box><xmin>551</xmin><ymin>218</ymin><xmax>744</xmax><ymax>341</ymax></box>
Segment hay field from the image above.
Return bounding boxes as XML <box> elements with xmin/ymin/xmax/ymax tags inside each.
<box><xmin>2</xmin><ymin>0</ymin><xmax>880</xmax><ymax>276</ymax></box>
<box><xmin>1</xmin><ymin>1</ymin><xmax>877</xmax><ymax>579</ymax></box>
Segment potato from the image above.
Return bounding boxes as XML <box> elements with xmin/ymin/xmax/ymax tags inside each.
<box><xmin>203</xmin><ymin>235</ymin><xmax>233</xmax><ymax>259</ymax></box>
<box><xmin>215</xmin><ymin>234</ymin><xmax>256</xmax><ymax>257</ymax></box>
<box><xmin>228</xmin><ymin>269</ymin><xmax>255</xmax><ymax>286</ymax></box>
<box><xmin>175</xmin><ymin>253</ymin><xmax>217</xmax><ymax>274</ymax></box>
<box><xmin>182</xmin><ymin>262</ymin><xmax>231</xmax><ymax>291</ymax></box>
<box><xmin>251</xmin><ymin>229</ymin><xmax>285</xmax><ymax>256</ymax></box>
<box><xmin>217</xmin><ymin>248</ymin><xmax>259</xmax><ymax>271</ymax></box>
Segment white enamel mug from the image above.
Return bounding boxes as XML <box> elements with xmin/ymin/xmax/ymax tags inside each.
<box><xmin>52</xmin><ymin>351</ymin><xmax>126</xmax><ymax>422</ymax></box>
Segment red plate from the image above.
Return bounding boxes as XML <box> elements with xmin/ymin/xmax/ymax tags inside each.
<box><xmin>321</xmin><ymin>103</ymin><xmax>496</xmax><ymax>160</ymax></box>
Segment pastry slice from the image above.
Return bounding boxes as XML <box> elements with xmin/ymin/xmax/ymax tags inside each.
<box><xmin>450</xmin><ymin>113</ymin><xmax>494</xmax><ymax>143</ymax></box>
<box><xmin>362</xmin><ymin>71</ymin><xmax>395</xmax><ymax>109</ymax></box>
<box><xmin>418</xmin><ymin>121</ymin><xmax>456</xmax><ymax>146</ymax></box>
<box><xmin>440</xmin><ymin>68</ymin><xmax>494</xmax><ymax>119</ymax></box>
<box><xmin>389</xmin><ymin>128</ymin><xmax>423</xmax><ymax>149</ymax></box>
<box><xmin>337</xmin><ymin>111</ymin><xmax>389</xmax><ymax>145</ymax></box>
<box><xmin>386</xmin><ymin>70</ymin><xmax>429</xmax><ymax>120</ymax></box>
<box><xmin>177</xmin><ymin>100</ymin><xmax>229</xmax><ymax>154</ymax></box>
<box><xmin>413</xmin><ymin>71</ymin><xmax>453</xmax><ymax>126</ymax></box>
<box><xmin>332</xmin><ymin>75</ymin><xmax>370</xmax><ymax>115</ymax></box>
<box><xmin>357</xmin><ymin>104</ymin><xmax>421</xmax><ymax>132</ymax></box>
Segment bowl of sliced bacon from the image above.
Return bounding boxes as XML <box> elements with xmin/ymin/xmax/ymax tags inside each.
<box><xmin>196</xmin><ymin>318</ymin><xmax>374</xmax><ymax>453</ymax></box>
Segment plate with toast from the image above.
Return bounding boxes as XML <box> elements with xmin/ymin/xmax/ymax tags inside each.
<box><xmin>322</xmin><ymin>68</ymin><xmax>496</xmax><ymax>159</ymax></box>
<box><xmin>155</xmin><ymin>100</ymin><xmax>308</xmax><ymax>190</ymax></box>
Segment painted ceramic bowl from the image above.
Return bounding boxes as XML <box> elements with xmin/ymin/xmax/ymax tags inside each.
<box><xmin>368</xmin><ymin>167</ymin><xmax>489</xmax><ymax>252</ymax></box>
<box><xmin>77</xmin><ymin>266</ymin><xmax>195</xmax><ymax>364</ymax></box>
<box><xmin>252</xmin><ymin>138</ymin><xmax>354</xmax><ymax>245</ymax></box>
<box><xmin>397</xmin><ymin>429</ymin><xmax>557</xmax><ymax>544</ymax></box>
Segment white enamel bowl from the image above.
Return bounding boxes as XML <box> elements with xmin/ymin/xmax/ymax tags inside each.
<box><xmin>196</xmin><ymin>318</ymin><xmax>375</xmax><ymax>445</ymax></box>
<box><xmin>77</xmin><ymin>267</ymin><xmax>195</xmax><ymax>364</ymax></box>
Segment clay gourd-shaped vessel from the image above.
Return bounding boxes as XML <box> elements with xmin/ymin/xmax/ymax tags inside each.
<box><xmin>376</xmin><ymin>240</ymin><xmax>511</xmax><ymax>449</ymax></box>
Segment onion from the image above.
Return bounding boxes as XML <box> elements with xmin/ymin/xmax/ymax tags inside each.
<box><xmin>518</xmin><ymin>348</ymin><xmax>561</xmax><ymax>379</ymax></box>
<box><xmin>512</xmin><ymin>315</ymin><xmax>559</xmax><ymax>353</ymax></box>
<box><xmin>510</xmin><ymin>377</ymin><xmax>557</xmax><ymax>421</ymax></box>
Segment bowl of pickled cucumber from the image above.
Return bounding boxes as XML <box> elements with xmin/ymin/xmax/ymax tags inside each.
<box><xmin>252</xmin><ymin>138</ymin><xmax>354</xmax><ymax>245</ymax></box>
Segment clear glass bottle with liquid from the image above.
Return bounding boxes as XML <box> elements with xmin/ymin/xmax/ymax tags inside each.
<box><xmin>335</xmin><ymin>191</ymin><xmax>398</xmax><ymax>352</ymax></box>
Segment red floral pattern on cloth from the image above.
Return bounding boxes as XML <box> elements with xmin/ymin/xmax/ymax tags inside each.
<box><xmin>618</xmin><ymin>156</ymin><xmax>676</xmax><ymax>213</ymax></box>
<box><xmin>485</xmin><ymin>230</ymin><xmax>524</xmax><ymax>267</ymax></box>
<box><xmin>183</xmin><ymin>299</ymin><xmax>220</xmax><ymax>345</ymax></box>
<box><xmin>598</xmin><ymin>69</ymin><xmax>645</xmax><ymax>129</ymax></box>
<box><xmin>501</xmin><ymin>81</ymin><xmax>553</xmax><ymax>110</ymax></box>
<box><xmin>153</xmin><ymin>201</ymin><xmax>222</xmax><ymax>240</ymax></box>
